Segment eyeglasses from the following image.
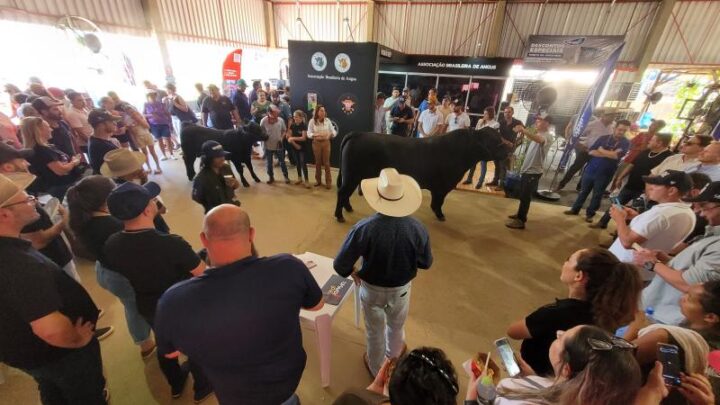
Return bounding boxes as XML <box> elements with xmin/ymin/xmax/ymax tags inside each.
<box><xmin>408</xmin><ymin>351</ymin><xmax>459</xmax><ymax>394</ymax></box>
<box><xmin>587</xmin><ymin>337</ymin><xmax>637</xmax><ymax>351</ymax></box>
<box><xmin>1</xmin><ymin>195</ymin><xmax>37</xmax><ymax>208</ymax></box>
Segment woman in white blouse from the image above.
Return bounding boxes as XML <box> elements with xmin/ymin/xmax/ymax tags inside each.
<box><xmin>307</xmin><ymin>105</ymin><xmax>337</xmax><ymax>189</ymax></box>
<box><xmin>464</xmin><ymin>106</ymin><xmax>500</xmax><ymax>189</ymax></box>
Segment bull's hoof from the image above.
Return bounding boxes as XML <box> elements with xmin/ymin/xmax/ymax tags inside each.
<box><xmin>242</xmin><ymin>180</ymin><xmax>250</xmax><ymax>188</ymax></box>
<box><xmin>336</xmin><ymin>216</ymin><xmax>346</xmax><ymax>223</ymax></box>
<box><xmin>344</xmin><ymin>204</ymin><xmax>354</xmax><ymax>213</ymax></box>
<box><xmin>253</xmin><ymin>177</ymin><xmax>261</xmax><ymax>183</ymax></box>
<box><xmin>436</xmin><ymin>215</ymin><xmax>446</xmax><ymax>222</ymax></box>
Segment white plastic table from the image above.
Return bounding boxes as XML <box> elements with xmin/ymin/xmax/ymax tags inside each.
<box><xmin>296</xmin><ymin>252</ymin><xmax>360</xmax><ymax>387</ymax></box>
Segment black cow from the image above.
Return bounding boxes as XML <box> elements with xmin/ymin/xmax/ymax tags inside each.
<box><xmin>180</xmin><ymin>123</ymin><xmax>268</xmax><ymax>185</ymax></box>
<box><xmin>335</xmin><ymin>128</ymin><xmax>507</xmax><ymax>222</ymax></box>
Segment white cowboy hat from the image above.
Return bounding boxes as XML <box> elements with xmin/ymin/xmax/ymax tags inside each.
<box><xmin>360</xmin><ymin>168</ymin><xmax>422</xmax><ymax>217</ymax></box>
<box><xmin>0</xmin><ymin>172</ymin><xmax>36</xmax><ymax>208</ymax></box>
<box><xmin>101</xmin><ymin>148</ymin><xmax>147</xmax><ymax>178</ymax></box>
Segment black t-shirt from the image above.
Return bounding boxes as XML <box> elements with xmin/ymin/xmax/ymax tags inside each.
<box><xmin>202</xmin><ymin>96</ymin><xmax>236</xmax><ymax>130</ymax></box>
<box><xmin>154</xmin><ymin>254</ymin><xmax>323</xmax><ymax>405</ymax></box>
<box><xmin>520</xmin><ymin>298</ymin><xmax>594</xmax><ymax>376</ymax></box>
<box><xmin>0</xmin><ymin>237</ymin><xmax>98</xmax><ymax>370</ymax></box>
<box><xmin>28</xmin><ymin>144</ymin><xmax>80</xmax><ymax>190</ymax></box>
<box><xmin>625</xmin><ymin>149</ymin><xmax>674</xmax><ymax>191</ymax></box>
<box><xmin>78</xmin><ymin>215</ymin><xmax>123</xmax><ymax>265</ymax></box>
<box><xmin>21</xmin><ymin>206</ymin><xmax>73</xmax><ymax>267</ymax></box>
<box><xmin>88</xmin><ymin>137</ymin><xmax>118</xmax><ymax>175</ymax></box>
<box><xmin>50</xmin><ymin>121</ymin><xmax>75</xmax><ymax>157</ymax></box>
<box><xmin>289</xmin><ymin>122</ymin><xmax>307</xmax><ymax>139</ymax></box>
<box><xmin>192</xmin><ymin>165</ymin><xmax>238</xmax><ymax>213</ymax></box>
<box><xmin>498</xmin><ymin>116</ymin><xmax>522</xmax><ymax>144</ymax></box>
<box><xmin>103</xmin><ymin>229</ymin><xmax>200</xmax><ymax>323</ymax></box>
<box><xmin>390</xmin><ymin>106</ymin><xmax>414</xmax><ymax>134</ymax></box>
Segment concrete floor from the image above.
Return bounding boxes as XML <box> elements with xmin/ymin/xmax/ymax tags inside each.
<box><xmin>0</xmin><ymin>157</ymin><xmax>615</xmax><ymax>405</ymax></box>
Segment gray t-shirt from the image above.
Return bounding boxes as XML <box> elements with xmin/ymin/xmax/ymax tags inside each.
<box><xmin>260</xmin><ymin>117</ymin><xmax>287</xmax><ymax>151</ymax></box>
<box><xmin>520</xmin><ymin>130</ymin><xmax>553</xmax><ymax>174</ymax></box>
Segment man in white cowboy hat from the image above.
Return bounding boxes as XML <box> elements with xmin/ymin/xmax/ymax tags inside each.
<box><xmin>334</xmin><ymin>168</ymin><xmax>433</xmax><ymax>377</ymax></box>
<box><xmin>0</xmin><ymin>172</ymin><xmax>108</xmax><ymax>403</ymax></box>
<box><xmin>102</xmin><ymin>148</ymin><xmax>172</xmax><ymax>234</ymax></box>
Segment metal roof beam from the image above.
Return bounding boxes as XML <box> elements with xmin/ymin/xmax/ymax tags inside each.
<box><xmin>634</xmin><ymin>0</ymin><xmax>675</xmax><ymax>80</ymax></box>
<box><xmin>486</xmin><ymin>0</ymin><xmax>505</xmax><ymax>56</ymax></box>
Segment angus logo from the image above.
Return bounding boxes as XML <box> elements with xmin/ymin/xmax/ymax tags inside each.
<box><xmin>311</xmin><ymin>52</ymin><xmax>327</xmax><ymax>72</ymax></box>
<box><xmin>335</xmin><ymin>53</ymin><xmax>351</xmax><ymax>73</ymax></box>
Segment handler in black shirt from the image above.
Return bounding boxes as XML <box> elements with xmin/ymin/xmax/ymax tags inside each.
<box><xmin>192</xmin><ymin>141</ymin><xmax>240</xmax><ymax>213</ymax></box>
<box><xmin>334</xmin><ymin>169</ymin><xmax>432</xmax><ymax>378</ymax></box>
<box><xmin>488</xmin><ymin>106</ymin><xmax>523</xmax><ymax>188</ymax></box>
<box><xmin>103</xmin><ymin>181</ymin><xmax>212</xmax><ymax>402</ymax></box>
<box><xmin>592</xmin><ymin>133</ymin><xmax>674</xmax><ymax>229</ymax></box>
<box><xmin>201</xmin><ymin>84</ymin><xmax>239</xmax><ymax>130</ymax></box>
<box><xmin>87</xmin><ymin>108</ymin><xmax>121</xmax><ymax>174</ymax></box>
<box><xmin>390</xmin><ymin>98</ymin><xmax>415</xmax><ymax>137</ymax></box>
<box><xmin>0</xmin><ymin>172</ymin><xmax>105</xmax><ymax>404</ymax></box>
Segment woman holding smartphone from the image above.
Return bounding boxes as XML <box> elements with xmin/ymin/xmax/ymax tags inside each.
<box><xmin>307</xmin><ymin>105</ymin><xmax>336</xmax><ymax>189</ymax></box>
<box><xmin>505</xmin><ymin>248</ymin><xmax>642</xmax><ymax>376</ymax></box>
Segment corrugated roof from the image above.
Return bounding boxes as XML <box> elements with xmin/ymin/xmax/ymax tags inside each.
<box><xmin>274</xmin><ymin>2</ymin><xmax>368</xmax><ymax>47</ymax></box>
<box><xmin>0</xmin><ymin>0</ymin><xmax>148</xmax><ymax>35</ymax></box>
<box><xmin>652</xmin><ymin>0</ymin><xmax>720</xmax><ymax>65</ymax></box>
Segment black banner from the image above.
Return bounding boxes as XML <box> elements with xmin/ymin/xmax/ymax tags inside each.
<box><xmin>380</xmin><ymin>54</ymin><xmax>513</xmax><ymax>77</ymax></box>
<box><xmin>288</xmin><ymin>40</ymin><xmax>379</xmax><ymax>167</ymax></box>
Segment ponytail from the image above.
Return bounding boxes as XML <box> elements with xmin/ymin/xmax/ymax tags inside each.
<box><xmin>576</xmin><ymin>248</ymin><xmax>643</xmax><ymax>331</ymax></box>
<box><xmin>66</xmin><ymin>176</ymin><xmax>116</xmax><ymax>236</ymax></box>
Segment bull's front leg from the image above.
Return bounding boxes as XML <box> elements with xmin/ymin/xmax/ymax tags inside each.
<box><xmin>430</xmin><ymin>189</ymin><xmax>449</xmax><ymax>221</ymax></box>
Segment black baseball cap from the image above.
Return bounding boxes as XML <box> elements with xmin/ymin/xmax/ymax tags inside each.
<box><xmin>201</xmin><ymin>141</ymin><xmax>231</xmax><ymax>159</ymax></box>
<box><xmin>107</xmin><ymin>181</ymin><xmax>161</xmax><ymax>220</ymax></box>
<box><xmin>683</xmin><ymin>181</ymin><xmax>720</xmax><ymax>203</ymax></box>
<box><xmin>87</xmin><ymin>108</ymin><xmax>121</xmax><ymax>128</ymax></box>
<box><xmin>0</xmin><ymin>142</ymin><xmax>33</xmax><ymax>164</ymax></box>
<box><xmin>642</xmin><ymin>170</ymin><xmax>693</xmax><ymax>194</ymax></box>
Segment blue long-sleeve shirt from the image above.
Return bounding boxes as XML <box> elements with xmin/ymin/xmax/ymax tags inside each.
<box><xmin>333</xmin><ymin>214</ymin><xmax>432</xmax><ymax>287</ymax></box>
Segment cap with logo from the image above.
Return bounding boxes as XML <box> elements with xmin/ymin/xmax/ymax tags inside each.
<box><xmin>107</xmin><ymin>181</ymin><xmax>161</xmax><ymax>220</ymax></box>
<box><xmin>236</xmin><ymin>79</ymin><xmax>248</xmax><ymax>87</ymax></box>
<box><xmin>642</xmin><ymin>170</ymin><xmax>693</xmax><ymax>194</ymax></box>
<box><xmin>0</xmin><ymin>142</ymin><xmax>33</xmax><ymax>164</ymax></box>
<box><xmin>30</xmin><ymin>96</ymin><xmax>62</xmax><ymax>112</ymax></box>
<box><xmin>683</xmin><ymin>181</ymin><xmax>720</xmax><ymax>203</ymax></box>
<box><xmin>88</xmin><ymin>108</ymin><xmax>122</xmax><ymax>128</ymax></box>
<box><xmin>201</xmin><ymin>141</ymin><xmax>231</xmax><ymax>159</ymax></box>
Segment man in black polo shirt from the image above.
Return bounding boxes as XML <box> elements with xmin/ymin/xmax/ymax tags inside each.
<box><xmin>488</xmin><ymin>106</ymin><xmax>523</xmax><ymax>189</ymax></box>
<box><xmin>87</xmin><ymin>108</ymin><xmax>120</xmax><ymax>174</ymax></box>
<box><xmin>0</xmin><ymin>172</ymin><xmax>106</xmax><ymax>404</ymax></box>
<box><xmin>155</xmin><ymin>205</ymin><xmax>323</xmax><ymax>405</ymax></box>
<box><xmin>103</xmin><ymin>181</ymin><xmax>212</xmax><ymax>402</ymax></box>
<box><xmin>334</xmin><ymin>168</ymin><xmax>433</xmax><ymax>378</ymax></box>
<box><xmin>390</xmin><ymin>98</ymin><xmax>414</xmax><ymax>137</ymax></box>
<box><xmin>201</xmin><ymin>84</ymin><xmax>239</xmax><ymax>130</ymax></box>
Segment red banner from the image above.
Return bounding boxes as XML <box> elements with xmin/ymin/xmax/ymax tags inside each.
<box><xmin>222</xmin><ymin>48</ymin><xmax>243</xmax><ymax>95</ymax></box>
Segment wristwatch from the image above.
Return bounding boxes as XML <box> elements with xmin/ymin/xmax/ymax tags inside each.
<box><xmin>643</xmin><ymin>259</ymin><xmax>659</xmax><ymax>273</ymax></box>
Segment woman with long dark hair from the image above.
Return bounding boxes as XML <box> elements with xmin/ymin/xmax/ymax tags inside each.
<box><xmin>307</xmin><ymin>105</ymin><xmax>336</xmax><ymax>189</ymax></box>
<box><xmin>506</xmin><ymin>248</ymin><xmax>643</xmax><ymax>375</ymax></box>
<box><xmin>66</xmin><ymin>176</ymin><xmax>156</xmax><ymax>358</ymax></box>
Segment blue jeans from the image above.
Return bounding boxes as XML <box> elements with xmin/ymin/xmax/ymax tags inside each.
<box><xmin>360</xmin><ymin>281</ymin><xmax>412</xmax><ymax>376</ymax></box>
<box><xmin>25</xmin><ymin>338</ymin><xmax>106</xmax><ymax>405</ymax></box>
<box><xmin>571</xmin><ymin>171</ymin><xmax>614</xmax><ymax>218</ymax></box>
<box><xmin>94</xmin><ymin>262</ymin><xmax>151</xmax><ymax>344</ymax></box>
<box><xmin>465</xmin><ymin>161</ymin><xmax>487</xmax><ymax>185</ymax></box>
<box><xmin>265</xmin><ymin>149</ymin><xmax>288</xmax><ymax>179</ymax></box>
<box><xmin>289</xmin><ymin>147</ymin><xmax>308</xmax><ymax>181</ymax></box>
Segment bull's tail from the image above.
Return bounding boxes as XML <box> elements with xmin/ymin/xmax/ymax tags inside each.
<box><xmin>337</xmin><ymin>132</ymin><xmax>358</xmax><ymax>189</ymax></box>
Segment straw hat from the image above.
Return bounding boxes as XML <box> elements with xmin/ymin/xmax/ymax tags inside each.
<box><xmin>0</xmin><ymin>172</ymin><xmax>36</xmax><ymax>208</ymax></box>
<box><xmin>100</xmin><ymin>148</ymin><xmax>147</xmax><ymax>178</ymax></box>
<box><xmin>360</xmin><ymin>168</ymin><xmax>422</xmax><ymax>217</ymax></box>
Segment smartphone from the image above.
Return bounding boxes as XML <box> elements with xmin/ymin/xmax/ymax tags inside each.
<box><xmin>657</xmin><ymin>343</ymin><xmax>682</xmax><ymax>386</ymax></box>
<box><xmin>610</xmin><ymin>196</ymin><xmax>623</xmax><ymax>209</ymax></box>
<box><xmin>495</xmin><ymin>338</ymin><xmax>521</xmax><ymax>377</ymax></box>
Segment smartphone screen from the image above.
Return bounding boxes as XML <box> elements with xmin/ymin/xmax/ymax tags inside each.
<box><xmin>495</xmin><ymin>338</ymin><xmax>521</xmax><ymax>377</ymax></box>
<box><xmin>657</xmin><ymin>343</ymin><xmax>682</xmax><ymax>386</ymax></box>
<box><xmin>610</xmin><ymin>196</ymin><xmax>623</xmax><ymax>209</ymax></box>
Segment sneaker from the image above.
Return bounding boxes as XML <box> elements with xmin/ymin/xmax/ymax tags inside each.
<box><xmin>563</xmin><ymin>210</ymin><xmax>579</xmax><ymax>216</ymax></box>
<box><xmin>294</xmin><ymin>179</ymin><xmax>303</xmax><ymax>185</ymax></box>
<box><xmin>507</xmin><ymin>214</ymin><xmax>519</xmax><ymax>220</ymax></box>
<box><xmin>171</xmin><ymin>362</ymin><xmax>191</xmax><ymax>399</ymax></box>
<box><xmin>505</xmin><ymin>218</ymin><xmax>526</xmax><ymax>229</ymax></box>
<box><xmin>98</xmin><ymin>309</ymin><xmax>105</xmax><ymax>319</ymax></box>
<box><xmin>584</xmin><ymin>216</ymin><xmax>594</xmax><ymax>223</ymax></box>
<box><xmin>589</xmin><ymin>222</ymin><xmax>607</xmax><ymax>229</ymax></box>
<box><xmin>193</xmin><ymin>386</ymin><xmax>214</xmax><ymax>404</ymax></box>
<box><xmin>94</xmin><ymin>326</ymin><xmax>114</xmax><ymax>341</ymax></box>
<box><xmin>161</xmin><ymin>156</ymin><xmax>169</xmax><ymax>161</ymax></box>
<box><xmin>266</xmin><ymin>178</ymin><xmax>275</xmax><ymax>185</ymax></box>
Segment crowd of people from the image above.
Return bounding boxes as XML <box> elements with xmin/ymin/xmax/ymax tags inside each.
<box><xmin>0</xmin><ymin>74</ymin><xmax>719</xmax><ymax>405</ymax></box>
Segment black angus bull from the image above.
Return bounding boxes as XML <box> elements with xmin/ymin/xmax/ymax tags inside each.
<box><xmin>180</xmin><ymin>122</ymin><xmax>268</xmax><ymax>185</ymax></box>
<box><xmin>335</xmin><ymin>128</ymin><xmax>507</xmax><ymax>222</ymax></box>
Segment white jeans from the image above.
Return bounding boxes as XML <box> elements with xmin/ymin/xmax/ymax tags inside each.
<box><xmin>360</xmin><ymin>281</ymin><xmax>411</xmax><ymax>376</ymax></box>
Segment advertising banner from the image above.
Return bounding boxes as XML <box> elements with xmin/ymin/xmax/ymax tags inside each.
<box><xmin>381</xmin><ymin>54</ymin><xmax>513</xmax><ymax>77</ymax></box>
<box><xmin>222</xmin><ymin>48</ymin><xmax>243</xmax><ymax>96</ymax></box>
<box><xmin>523</xmin><ymin>35</ymin><xmax>625</xmax><ymax>69</ymax></box>
<box><xmin>288</xmin><ymin>40</ymin><xmax>379</xmax><ymax>167</ymax></box>
<box><xmin>558</xmin><ymin>44</ymin><xmax>625</xmax><ymax>170</ymax></box>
